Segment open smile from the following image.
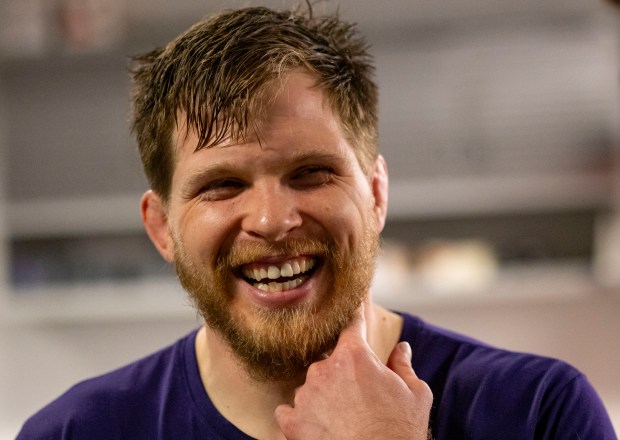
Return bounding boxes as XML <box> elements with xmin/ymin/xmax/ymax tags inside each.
<box><xmin>240</xmin><ymin>256</ymin><xmax>319</xmax><ymax>293</ymax></box>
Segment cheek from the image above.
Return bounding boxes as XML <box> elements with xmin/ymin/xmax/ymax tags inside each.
<box><xmin>313</xmin><ymin>193</ymin><xmax>369</xmax><ymax>244</ymax></box>
<box><xmin>176</xmin><ymin>204</ymin><xmax>234</xmax><ymax>262</ymax></box>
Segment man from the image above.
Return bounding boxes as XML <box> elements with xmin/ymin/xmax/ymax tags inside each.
<box><xmin>17</xmin><ymin>5</ymin><xmax>616</xmax><ymax>439</ymax></box>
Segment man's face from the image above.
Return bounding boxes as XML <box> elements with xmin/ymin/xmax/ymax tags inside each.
<box><xmin>161</xmin><ymin>71</ymin><xmax>386</xmax><ymax>381</ymax></box>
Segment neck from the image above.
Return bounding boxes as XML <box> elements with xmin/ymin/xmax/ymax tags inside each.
<box><xmin>194</xmin><ymin>298</ymin><xmax>403</xmax><ymax>440</ymax></box>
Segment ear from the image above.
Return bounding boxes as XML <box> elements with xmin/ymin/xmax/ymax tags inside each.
<box><xmin>370</xmin><ymin>154</ymin><xmax>389</xmax><ymax>233</ymax></box>
<box><xmin>141</xmin><ymin>190</ymin><xmax>174</xmax><ymax>262</ymax></box>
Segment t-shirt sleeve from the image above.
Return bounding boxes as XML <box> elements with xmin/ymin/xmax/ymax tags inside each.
<box><xmin>15</xmin><ymin>385</ymin><xmax>123</xmax><ymax>440</ymax></box>
<box><xmin>536</xmin><ymin>372</ymin><xmax>617</xmax><ymax>440</ymax></box>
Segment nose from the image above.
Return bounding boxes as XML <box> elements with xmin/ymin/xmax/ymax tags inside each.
<box><xmin>241</xmin><ymin>181</ymin><xmax>303</xmax><ymax>242</ymax></box>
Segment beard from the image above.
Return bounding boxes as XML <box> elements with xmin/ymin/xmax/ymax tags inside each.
<box><xmin>173</xmin><ymin>223</ymin><xmax>379</xmax><ymax>383</ymax></box>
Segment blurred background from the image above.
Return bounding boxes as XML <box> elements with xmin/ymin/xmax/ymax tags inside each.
<box><xmin>0</xmin><ymin>0</ymin><xmax>619</xmax><ymax>436</ymax></box>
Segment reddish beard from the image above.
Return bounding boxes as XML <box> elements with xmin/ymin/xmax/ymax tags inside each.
<box><xmin>173</xmin><ymin>227</ymin><xmax>379</xmax><ymax>382</ymax></box>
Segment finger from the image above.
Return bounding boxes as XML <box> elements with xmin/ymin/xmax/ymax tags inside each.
<box><xmin>387</xmin><ymin>341</ymin><xmax>415</xmax><ymax>377</ymax></box>
<box><xmin>387</xmin><ymin>341</ymin><xmax>432</xmax><ymax>402</ymax></box>
<box><xmin>336</xmin><ymin>302</ymin><xmax>368</xmax><ymax>346</ymax></box>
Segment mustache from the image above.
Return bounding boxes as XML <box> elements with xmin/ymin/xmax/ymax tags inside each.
<box><xmin>217</xmin><ymin>237</ymin><xmax>336</xmax><ymax>269</ymax></box>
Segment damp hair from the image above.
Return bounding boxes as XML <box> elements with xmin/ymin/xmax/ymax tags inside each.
<box><xmin>130</xmin><ymin>5</ymin><xmax>378</xmax><ymax>201</ymax></box>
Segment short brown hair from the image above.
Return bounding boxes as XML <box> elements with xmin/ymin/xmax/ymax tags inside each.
<box><xmin>130</xmin><ymin>6</ymin><xmax>378</xmax><ymax>201</ymax></box>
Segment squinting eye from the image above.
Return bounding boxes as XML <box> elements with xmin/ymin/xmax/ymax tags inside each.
<box><xmin>199</xmin><ymin>179</ymin><xmax>245</xmax><ymax>201</ymax></box>
<box><xmin>291</xmin><ymin>166</ymin><xmax>334</xmax><ymax>188</ymax></box>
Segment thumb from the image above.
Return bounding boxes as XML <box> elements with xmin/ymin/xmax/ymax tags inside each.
<box><xmin>387</xmin><ymin>341</ymin><xmax>418</xmax><ymax>388</ymax></box>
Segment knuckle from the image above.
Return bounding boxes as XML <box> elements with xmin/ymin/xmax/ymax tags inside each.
<box><xmin>333</xmin><ymin>341</ymin><xmax>367</xmax><ymax>364</ymax></box>
<box><xmin>279</xmin><ymin>418</ymin><xmax>296</xmax><ymax>437</ymax></box>
<box><xmin>415</xmin><ymin>380</ymin><xmax>434</xmax><ymax>406</ymax></box>
<box><xmin>275</xmin><ymin>408</ymin><xmax>298</xmax><ymax>437</ymax></box>
<box><xmin>306</xmin><ymin>359</ymin><xmax>329</xmax><ymax>381</ymax></box>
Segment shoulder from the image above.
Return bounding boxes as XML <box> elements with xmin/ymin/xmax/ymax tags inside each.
<box><xmin>399</xmin><ymin>311</ymin><xmax>579</xmax><ymax>384</ymax></box>
<box><xmin>17</xmin><ymin>330</ymin><xmax>198</xmax><ymax>439</ymax></box>
<box><xmin>398</xmin><ymin>312</ymin><xmax>616</xmax><ymax>439</ymax></box>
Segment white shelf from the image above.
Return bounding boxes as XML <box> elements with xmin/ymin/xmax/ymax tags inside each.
<box><xmin>0</xmin><ymin>277</ymin><xmax>198</xmax><ymax>325</ymax></box>
<box><xmin>373</xmin><ymin>260</ymin><xmax>612</xmax><ymax>310</ymax></box>
<box><xmin>7</xmin><ymin>193</ymin><xmax>144</xmax><ymax>238</ymax></box>
<box><xmin>1</xmin><ymin>260</ymin><xmax>614</xmax><ymax>325</ymax></box>
<box><xmin>5</xmin><ymin>171</ymin><xmax>612</xmax><ymax>239</ymax></box>
<box><xmin>388</xmin><ymin>171</ymin><xmax>611</xmax><ymax>219</ymax></box>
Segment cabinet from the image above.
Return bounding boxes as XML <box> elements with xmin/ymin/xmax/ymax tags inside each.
<box><xmin>0</xmin><ymin>50</ymin><xmax>190</xmax><ymax>322</ymax></box>
<box><xmin>370</xmin><ymin>10</ymin><xmax>620</xmax><ymax>304</ymax></box>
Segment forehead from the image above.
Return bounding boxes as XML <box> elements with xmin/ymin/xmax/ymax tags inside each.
<box><xmin>167</xmin><ymin>71</ymin><xmax>371</xmax><ymax>200</ymax></box>
<box><xmin>173</xmin><ymin>71</ymin><xmax>347</xmax><ymax>157</ymax></box>
<box><xmin>265</xmin><ymin>71</ymin><xmax>332</xmax><ymax>119</ymax></box>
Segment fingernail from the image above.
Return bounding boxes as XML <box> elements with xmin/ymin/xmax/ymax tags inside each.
<box><xmin>399</xmin><ymin>341</ymin><xmax>412</xmax><ymax>362</ymax></box>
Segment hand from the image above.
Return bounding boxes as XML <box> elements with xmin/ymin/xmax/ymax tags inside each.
<box><xmin>274</xmin><ymin>305</ymin><xmax>433</xmax><ymax>440</ymax></box>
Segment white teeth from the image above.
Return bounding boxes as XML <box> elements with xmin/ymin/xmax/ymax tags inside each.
<box><xmin>255</xmin><ymin>277</ymin><xmax>304</xmax><ymax>292</ymax></box>
<box><xmin>271</xmin><ymin>282</ymin><xmax>284</xmax><ymax>292</ymax></box>
<box><xmin>243</xmin><ymin>258</ymin><xmax>315</xmax><ymax>282</ymax></box>
<box><xmin>267</xmin><ymin>265</ymin><xmax>280</xmax><ymax>279</ymax></box>
<box><xmin>280</xmin><ymin>263</ymin><xmax>294</xmax><ymax>277</ymax></box>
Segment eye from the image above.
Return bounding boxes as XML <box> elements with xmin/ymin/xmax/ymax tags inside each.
<box><xmin>290</xmin><ymin>165</ymin><xmax>334</xmax><ymax>189</ymax></box>
<box><xmin>199</xmin><ymin>178</ymin><xmax>245</xmax><ymax>201</ymax></box>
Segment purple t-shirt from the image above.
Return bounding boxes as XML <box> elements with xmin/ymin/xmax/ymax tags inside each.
<box><xmin>17</xmin><ymin>313</ymin><xmax>617</xmax><ymax>439</ymax></box>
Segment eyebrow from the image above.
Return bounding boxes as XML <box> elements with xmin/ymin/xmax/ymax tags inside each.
<box><xmin>180</xmin><ymin>150</ymin><xmax>347</xmax><ymax>195</ymax></box>
<box><xmin>181</xmin><ymin>164</ymin><xmax>236</xmax><ymax>197</ymax></box>
<box><xmin>285</xmin><ymin>150</ymin><xmax>344</xmax><ymax>166</ymax></box>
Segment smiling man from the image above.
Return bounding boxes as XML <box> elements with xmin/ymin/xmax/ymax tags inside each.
<box><xmin>17</xmin><ymin>5</ymin><xmax>617</xmax><ymax>440</ymax></box>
